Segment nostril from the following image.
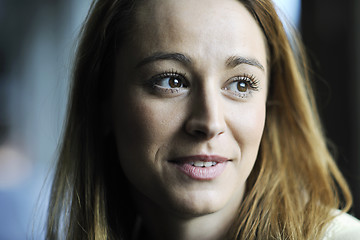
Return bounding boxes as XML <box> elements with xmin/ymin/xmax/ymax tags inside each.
<box><xmin>189</xmin><ymin>128</ymin><xmax>224</xmax><ymax>140</ymax></box>
<box><xmin>185</xmin><ymin>112</ymin><xmax>226</xmax><ymax>139</ymax></box>
<box><xmin>193</xmin><ymin>130</ymin><xmax>207</xmax><ymax>138</ymax></box>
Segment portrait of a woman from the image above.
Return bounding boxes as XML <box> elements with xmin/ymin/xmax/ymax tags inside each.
<box><xmin>45</xmin><ymin>0</ymin><xmax>360</xmax><ymax>239</ymax></box>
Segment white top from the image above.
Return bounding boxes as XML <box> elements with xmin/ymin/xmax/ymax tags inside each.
<box><xmin>322</xmin><ymin>211</ymin><xmax>360</xmax><ymax>240</ymax></box>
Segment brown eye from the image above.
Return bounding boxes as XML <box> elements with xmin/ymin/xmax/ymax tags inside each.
<box><xmin>169</xmin><ymin>77</ymin><xmax>182</xmax><ymax>88</ymax></box>
<box><xmin>237</xmin><ymin>81</ymin><xmax>248</xmax><ymax>92</ymax></box>
<box><xmin>154</xmin><ymin>75</ymin><xmax>188</xmax><ymax>89</ymax></box>
<box><xmin>222</xmin><ymin>75</ymin><xmax>259</xmax><ymax>100</ymax></box>
<box><xmin>147</xmin><ymin>71</ymin><xmax>189</xmax><ymax>95</ymax></box>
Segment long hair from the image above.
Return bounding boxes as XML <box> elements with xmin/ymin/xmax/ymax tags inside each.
<box><xmin>46</xmin><ymin>0</ymin><xmax>352</xmax><ymax>239</ymax></box>
<box><xmin>227</xmin><ymin>1</ymin><xmax>352</xmax><ymax>239</ymax></box>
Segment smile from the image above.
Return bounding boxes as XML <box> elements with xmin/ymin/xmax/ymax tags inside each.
<box><xmin>191</xmin><ymin>161</ymin><xmax>218</xmax><ymax>167</ymax></box>
<box><xmin>169</xmin><ymin>155</ymin><xmax>229</xmax><ymax>180</ymax></box>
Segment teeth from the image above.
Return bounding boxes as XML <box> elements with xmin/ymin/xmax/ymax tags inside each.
<box><xmin>191</xmin><ymin>161</ymin><xmax>217</xmax><ymax>167</ymax></box>
<box><xmin>204</xmin><ymin>162</ymin><xmax>212</xmax><ymax>167</ymax></box>
<box><xmin>194</xmin><ymin>161</ymin><xmax>204</xmax><ymax>167</ymax></box>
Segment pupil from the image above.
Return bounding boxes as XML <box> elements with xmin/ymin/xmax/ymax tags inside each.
<box><xmin>169</xmin><ymin>78</ymin><xmax>181</xmax><ymax>88</ymax></box>
<box><xmin>237</xmin><ymin>81</ymin><xmax>247</xmax><ymax>92</ymax></box>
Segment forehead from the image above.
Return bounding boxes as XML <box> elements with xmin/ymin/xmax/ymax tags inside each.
<box><xmin>127</xmin><ymin>0</ymin><xmax>267</xmax><ymax>71</ymax></box>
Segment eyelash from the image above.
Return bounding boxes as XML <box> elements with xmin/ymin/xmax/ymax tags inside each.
<box><xmin>222</xmin><ymin>74</ymin><xmax>260</xmax><ymax>99</ymax></box>
<box><xmin>146</xmin><ymin>71</ymin><xmax>259</xmax><ymax>99</ymax></box>
<box><xmin>146</xmin><ymin>70</ymin><xmax>189</xmax><ymax>94</ymax></box>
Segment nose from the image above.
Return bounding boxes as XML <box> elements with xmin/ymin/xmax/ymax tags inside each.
<box><xmin>185</xmin><ymin>88</ymin><xmax>226</xmax><ymax>140</ymax></box>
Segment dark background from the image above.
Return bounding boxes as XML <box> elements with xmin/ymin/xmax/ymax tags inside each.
<box><xmin>301</xmin><ymin>0</ymin><xmax>360</xmax><ymax>218</ymax></box>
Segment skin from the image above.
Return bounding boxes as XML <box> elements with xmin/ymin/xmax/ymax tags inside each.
<box><xmin>112</xmin><ymin>0</ymin><xmax>268</xmax><ymax>239</ymax></box>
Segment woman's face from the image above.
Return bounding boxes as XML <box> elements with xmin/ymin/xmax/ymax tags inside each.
<box><xmin>112</xmin><ymin>0</ymin><xmax>268</xmax><ymax>216</ymax></box>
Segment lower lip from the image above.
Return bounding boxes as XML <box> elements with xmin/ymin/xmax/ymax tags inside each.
<box><xmin>172</xmin><ymin>162</ymin><xmax>227</xmax><ymax>180</ymax></box>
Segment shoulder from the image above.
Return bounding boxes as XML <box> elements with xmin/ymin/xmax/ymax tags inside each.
<box><xmin>322</xmin><ymin>210</ymin><xmax>360</xmax><ymax>240</ymax></box>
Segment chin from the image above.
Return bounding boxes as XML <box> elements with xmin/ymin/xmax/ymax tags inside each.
<box><xmin>163</xmin><ymin>189</ymin><xmax>231</xmax><ymax>217</ymax></box>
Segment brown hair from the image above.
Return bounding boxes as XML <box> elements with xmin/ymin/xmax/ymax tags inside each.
<box><xmin>46</xmin><ymin>0</ymin><xmax>352</xmax><ymax>239</ymax></box>
<box><xmin>228</xmin><ymin>0</ymin><xmax>352</xmax><ymax>239</ymax></box>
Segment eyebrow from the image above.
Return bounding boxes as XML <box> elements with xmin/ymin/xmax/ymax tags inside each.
<box><xmin>226</xmin><ymin>55</ymin><xmax>265</xmax><ymax>71</ymax></box>
<box><xmin>136</xmin><ymin>52</ymin><xmax>265</xmax><ymax>72</ymax></box>
<box><xmin>136</xmin><ymin>52</ymin><xmax>192</xmax><ymax>68</ymax></box>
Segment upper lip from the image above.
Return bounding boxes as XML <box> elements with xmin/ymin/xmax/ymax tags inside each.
<box><xmin>169</xmin><ymin>155</ymin><xmax>229</xmax><ymax>163</ymax></box>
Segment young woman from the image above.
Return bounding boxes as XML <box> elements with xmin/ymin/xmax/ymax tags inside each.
<box><xmin>46</xmin><ymin>0</ymin><xmax>360</xmax><ymax>239</ymax></box>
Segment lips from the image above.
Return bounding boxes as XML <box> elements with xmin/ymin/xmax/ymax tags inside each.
<box><xmin>169</xmin><ymin>155</ymin><xmax>229</xmax><ymax>180</ymax></box>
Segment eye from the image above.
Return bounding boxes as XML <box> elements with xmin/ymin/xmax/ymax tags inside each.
<box><xmin>226</xmin><ymin>80</ymin><xmax>249</xmax><ymax>93</ymax></box>
<box><xmin>222</xmin><ymin>75</ymin><xmax>259</xmax><ymax>99</ymax></box>
<box><xmin>150</xmin><ymin>71</ymin><xmax>188</xmax><ymax>89</ymax></box>
<box><xmin>156</xmin><ymin>75</ymin><xmax>188</xmax><ymax>89</ymax></box>
<box><xmin>145</xmin><ymin>71</ymin><xmax>189</xmax><ymax>96</ymax></box>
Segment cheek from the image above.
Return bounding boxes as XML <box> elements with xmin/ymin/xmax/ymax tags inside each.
<box><xmin>227</xmin><ymin>103</ymin><xmax>266</xmax><ymax>187</ymax></box>
<box><xmin>229</xmin><ymin>103</ymin><xmax>266</xmax><ymax>157</ymax></box>
<box><xmin>111</xmin><ymin>95</ymin><xmax>171</xmax><ymax>191</ymax></box>
<box><xmin>112</xmin><ymin>94</ymin><xmax>182</xmax><ymax>161</ymax></box>
<box><xmin>112</xmin><ymin>94</ymin><xmax>188</xmax><ymax>201</ymax></box>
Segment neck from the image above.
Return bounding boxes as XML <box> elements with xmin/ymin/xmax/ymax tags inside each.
<box><xmin>132</xmin><ymin>188</ymin><xmax>244</xmax><ymax>240</ymax></box>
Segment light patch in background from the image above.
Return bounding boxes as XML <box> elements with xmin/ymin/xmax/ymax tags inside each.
<box><xmin>0</xmin><ymin>145</ymin><xmax>32</xmax><ymax>189</ymax></box>
<box><xmin>273</xmin><ymin>0</ymin><xmax>302</xmax><ymax>27</ymax></box>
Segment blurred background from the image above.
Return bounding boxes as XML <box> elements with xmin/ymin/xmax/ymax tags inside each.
<box><xmin>0</xmin><ymin>0</ymin><xmax>358</xmax><ymax>239</ymax></box>
<box><xmin>0</xmin><ymin>1</ymin><xmax>91</xmax><ymax>239</ymax></box>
